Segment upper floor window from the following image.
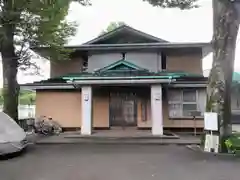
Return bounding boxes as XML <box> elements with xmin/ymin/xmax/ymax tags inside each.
<box><xmin>82</xmin><ymin>59</ymin><xmax>88</xmax><ymax>71</ymax></box>
<box><xmin>161</xmin><ymin>52</ymin><xmax>166</xmax><ymax>70</ymax></box>
<box><xmin>122</xmin><ymin>52</ymin><xmax>126</xmax><ymax>60</ymax></box>
<box><xmin>168</xmin><ymin>89</ymin><xmax>202</xmax><ymax>118</ymax></box>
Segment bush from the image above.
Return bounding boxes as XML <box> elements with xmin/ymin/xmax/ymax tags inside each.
<box><xmin>225</xmin><ymin>133</ymin><xmax>240</xmax><ymax>154</ymax></box>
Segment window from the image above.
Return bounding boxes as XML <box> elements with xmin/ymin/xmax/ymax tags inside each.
<box><xmin>168</xmin><ymin>89</ymin><xmax>202</xmax><ymax>118</ymax></box>
<box><xmin>161</xmin><ymin>52</ymin><xmax>166</xmax><ymax>70</ymax></box>
<box><xmin>122</xmin><ymin>52</ymin><xmax>126</xmax><ymax>60</ymax></box>
<box><xmin>82</xmin><ymin>59</ymin><xmax>88</xmax><ymax>71</ymax></box>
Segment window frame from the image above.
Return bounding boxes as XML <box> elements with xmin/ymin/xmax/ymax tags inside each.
<box><xmin>168</xmin><ymin>89</ymin><xmax>203</xmax><ymax>119</ymax></box>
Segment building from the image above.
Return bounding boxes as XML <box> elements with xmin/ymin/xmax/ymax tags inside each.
<box><xmin>22</xmin><ymin>25</ymin><xmax>211</xmax><ymax>135</ymax></box>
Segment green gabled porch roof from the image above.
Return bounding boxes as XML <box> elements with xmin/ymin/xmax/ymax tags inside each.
<box><xmin>26</xmin><ymin>59</ymin><xmax>206</xmax><ymax>86</ymax></box>
<box><xmin>59</xmin><ymin>60</ymin><xmax>205</xmax><ymax>81</ymax></box>
<box><xmin>96</xmin><ymin>59</ymin><xmax>147</xmax><ymax>73</ymax></box>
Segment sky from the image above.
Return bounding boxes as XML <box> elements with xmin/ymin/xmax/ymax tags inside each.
<box><xmin>1</xmin><ymin>0</ymin><xmax>240</xmax><ymax>86</ymax></box>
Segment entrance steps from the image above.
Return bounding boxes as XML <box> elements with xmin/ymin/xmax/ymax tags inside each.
<box><xmin>31</xmin><ymin>130</ymin><xmax>201</xmax><ymax>145</ymax></box>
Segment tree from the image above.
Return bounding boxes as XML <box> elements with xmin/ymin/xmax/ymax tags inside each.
<box><xmin>207</xmin><ymin>0</ymin><xmax>239</xmax><ymax>152</ymax></box>
<box><xmin>0</xmin><ymin>0</ymin><xmax>90</xmax><ymax>121</ymax></box>
<box><xmin>144</xmin><ymin>0</ymin><xmax>240</xmax><ymax>152</ymax></box>
<box><xmin>100</xmin><ymin>21</ymin><xmax>125</xmax><ymax>35</ymax></box>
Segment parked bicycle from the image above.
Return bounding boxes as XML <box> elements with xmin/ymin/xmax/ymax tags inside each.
<box><xmin>34</xmin><ymin>116</ymin><xmax>62</xmax><ymax>135</ymax></box>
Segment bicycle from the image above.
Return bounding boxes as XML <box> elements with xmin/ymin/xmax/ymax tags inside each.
<box><xmin>34</xmin><ymin>116</ymin><xmax>62</xmax><ymax>136</ymax></box>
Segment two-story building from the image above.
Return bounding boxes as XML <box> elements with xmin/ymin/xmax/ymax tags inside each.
<box><xmin>22</xmin><ymin>25</ymin><xmax>210</xmax><ymax>135</ymax></box>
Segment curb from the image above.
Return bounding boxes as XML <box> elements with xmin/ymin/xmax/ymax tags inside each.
<box><xmin>64</xmin><ymin>136</ymin><xmax>179</xmax><ymax>140</ymax></box>
<box><xmin>35</xmin><ymin>139</ymin><xmax>200</xmax><ymax>146</ymax></box>
<box><xmin>186</xmin><ymin>145</ymin><xmax>239</xmax><ymax>159</ymax></box>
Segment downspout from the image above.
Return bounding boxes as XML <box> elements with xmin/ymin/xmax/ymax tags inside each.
<box><xmin>168</xmin><ymin>76</ymin><xmax>173</xmax><ymax>85</ymax></box>
<box><xmin>67</xmin><ymin>79</ymin><xmax>78</xmax><ymax>89</ymax></box>
<box><xmin>168</xmin><ymin>76</ymin><xmax>178</xmax><ymax>85</ymax></box>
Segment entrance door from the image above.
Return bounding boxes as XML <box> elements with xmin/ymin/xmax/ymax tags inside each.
<box><xmin>110</xmin><ymin>92</ymin><xmax>137</xmax><ymax>126</ymax></box>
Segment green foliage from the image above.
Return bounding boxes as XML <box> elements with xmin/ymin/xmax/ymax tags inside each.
<box><xmin>0</xmin><ymin>89</ymin><xmax>35</xmax><ymax>105</ymax></box>
<box><xmin>0</xmin><ymin>0</ymin><xmax>90</xmax><ymax>119</ymax></box>
<box><xmin>143</xmin><ymin>0</ymin><xmax>199</xmax><ymax>9</ymax></box>
<box><xmin>100</xmin><ymin>21</ymin><xmax>125</xmax><ymax>35</ymax></box>
<box><xmin>225</xmin><ymin>133</ymin><xmax>240</xmax><ymax>154</ymax></box>
<box><xmin>225</xmin><ymin>139</ymin><xmax>234</xmax><ymax>152</ymax></box>
<box><xmin>0</xmin><ymin>0</ymin><xmax>91</xmax><ymax>65</ymax></box>
<box><xmin>18</xmin><ymin>90</ymin><xmax>36</xmax><ymax>105</ymax></box>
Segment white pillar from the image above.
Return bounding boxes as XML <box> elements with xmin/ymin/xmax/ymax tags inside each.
<box><xmin>151</xmin><ymin>84</ymin><xmax>163</xmax><ymax>135</ymax></box>
<box><xmin>81</xmin><ymin>86</ymin><xmax>92</xmax><ymax>135</ymax></box>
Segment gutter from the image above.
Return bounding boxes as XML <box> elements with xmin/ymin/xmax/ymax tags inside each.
<box><xmin>67</xmin><ymin>78</ymin><xmax>176</xmax><ymax>85</ymax></box>
<box><xmin>63</xmin><ymin>75</ymin><xmax>179</xmax><ymax>80</ymax></box>
<box><xmin>32</xmin><ymin>42</ymin><xmax>210</xmax><ymax>52</ymax></box>
<box><xmin>169</xmin><ymin>84</ymin><xmax>207</xmax><ymax>88</ymax></box>
<box><xmin>20</xmin><ymin>84</ymin><xmax>75</xmax><ymax>90</ymax></box>
<box><xmin>64</xmin><ymin>42</ymin><xmax>210</xmax><ymax>50</ymax></box>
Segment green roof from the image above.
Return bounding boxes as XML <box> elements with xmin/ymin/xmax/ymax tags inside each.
<box><xmin>61</xmin><ymin>71</ymin><xmax>204</xmax><ymax>81</ymax></box>
<box><xmin>233</xmin><ymin>72</ymin><xmax>240</xmax><ymax>82</ymax></box>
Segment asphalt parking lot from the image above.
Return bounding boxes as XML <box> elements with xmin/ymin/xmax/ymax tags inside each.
<box><xmin>0</xmin><ymin>144</ymin><xmax>240</xmax><ymax>180</ymax></box>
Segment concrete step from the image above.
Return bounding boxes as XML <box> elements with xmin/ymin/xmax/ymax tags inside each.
<box><xmin>35</xmin><ymin>136</ymin><xmax>200</xmax><ymax>145</ymax></box>
<box><xmin>64</xmin><ymin>135</ymin><xmax>179</xmax><ymax>140</ymax></box>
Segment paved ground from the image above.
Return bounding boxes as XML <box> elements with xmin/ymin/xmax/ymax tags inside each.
<box><xmin>1</xmin><ymin>144</ymin><xmax>240</xmax><ymax>180</ymax></box>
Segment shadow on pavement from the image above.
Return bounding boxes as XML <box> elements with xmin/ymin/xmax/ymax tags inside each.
<box><xmin>0</xmin><ymin>144</ymin><xmax>36</xmax><ymax>161</ymax></box>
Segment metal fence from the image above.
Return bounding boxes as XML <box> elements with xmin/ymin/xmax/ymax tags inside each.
<box><xmin>0</xmin><ymin>105</ymin><xmax>35</xmax><ymax>131</ymax></box>
<box><xmin>18</xmin><ymin>118</ymin><xmax>35</xmax><ymax>131</ymax></box>
<box><xmin>0</xmin><ymin>105</ymin><xmax>35</xmax><ymax>119</ymax></box>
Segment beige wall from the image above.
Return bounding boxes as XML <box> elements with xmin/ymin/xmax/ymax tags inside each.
<box><xmin>166</xmin><ymin>52</ymin><xmax>202</xmax><ymax>74</ymax></box>
<box><xmin>35</xmin><ymin>90</ymin><xmax>204</xmax><ymax>129</ymax></box>
<box><xmin>93</xmin><ymin>94</ymin><xmax>109</xmax><ymax>128</ymax></box>
<box><xmin>50</xmin><ymin>58</ymin><xmax>83</xmax><ymax>78</ymax></box>
<box><xmin>36</xmin><ymin>90</ymin><xmax>110</xmax><ymax>128</ymax></box>
<box><xmin>35</xmin><ymin>91</ymin><xmax>81</xmax><ymax>128</ymax></box>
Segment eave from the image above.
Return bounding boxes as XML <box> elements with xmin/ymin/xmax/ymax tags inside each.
<box><xmin>64</xmin><ymin>42</ymin><xmax>210</xmax><ymax>51</ymax></box>
<box><xmin>32</xmin><ymin>42</ymin><xmax>211</xmax><ymax>57</ymax></box>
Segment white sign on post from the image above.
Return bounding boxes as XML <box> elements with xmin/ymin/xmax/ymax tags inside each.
<box><xmin>204</xmin><ymin>112</ymin><xmax>218</xmax><ymax>131</ymax></box>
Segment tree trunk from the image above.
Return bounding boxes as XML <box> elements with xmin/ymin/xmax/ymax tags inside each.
<box><xmin>207</xmin><ymin>0</ymin><xmax>239</xmax><ymax>152</ymax></box>
<box><xmin>1</xmin><ymin>25</ymin><xmax>19</xmax><ymax>121</ymax></box>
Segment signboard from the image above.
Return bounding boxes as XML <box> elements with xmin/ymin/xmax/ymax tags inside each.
<box><xmin>204</xmin><ymin>112</ymin><xmax>218</xmax><ymax>131</ymax></box>
<box><xmin>154</xmin><ymin>93</ymin><xmax>161</xmax><ymax>101</ymax></box>
<box><xmin>83</xmin><ymin>94</ymin><xmax>89</xmax><ymax>101</ymax></box>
